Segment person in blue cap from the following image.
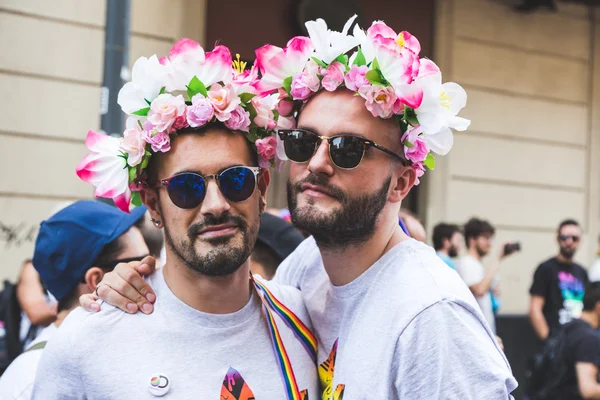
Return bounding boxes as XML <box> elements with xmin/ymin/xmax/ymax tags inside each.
<box><xmin>0</xmin><ymin>200</ymin><xmax>148</xmax><ymax>400</ymax></box>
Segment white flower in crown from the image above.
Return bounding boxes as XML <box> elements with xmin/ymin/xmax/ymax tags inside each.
<box><xmin>412</xmin><ymin>60</ymin><xmax>470</xmax><ymax>156</ymax></box>
<box><xmin>117</xmin><ymin>55</ymin><xmax>167</xmax><ymax>115</ymax></box>
<box><xmin>305</xmin><ymin>14</ymin><xmax>360</xmax><ymax>64</ymax></box>
<box><xmin>162</xmin><ymin>39</ymin><xmax>233</xmax><ymax>92</ymax></box>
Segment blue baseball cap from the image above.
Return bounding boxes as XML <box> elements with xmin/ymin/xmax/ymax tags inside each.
<box><xmin>33</xmin><ymin>200</ymin><xmax>146</xmax><ymax>301</ymax></box>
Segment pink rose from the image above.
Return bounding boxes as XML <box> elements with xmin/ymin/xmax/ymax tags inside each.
<box><xmin>290</xmin><ymin>73</ymin><xmax>313</xmax><ymax>101</ymax></box>
<box><xmin>224</xmin><ymin>105</ymin><xmax>251</xmax><ymax>132</ymax></box>
<box><xmin>344</xmin><ymin>65</ymin><xmax>370</xmax><ymax>91</ymax></box>
<box><xmin>276</xmin><ymin>115</ymin><xmax>296</xmax><ymax>130</ymax></box>
<box><xmin>129</xmin><ymin>181</ymin><xmax>144</xmax><ymax>192</ymax></box>
<box><xmin>359</xmin><ymin>85</ymin><xmax>402</xmax><ymax>118</ymax></box>
<box><xmin>120</xmin><ymin>125</ymin><xmax>146</xmax><ymax>167</ymax></box>
<box><xmin>208</xmin><ymin>83</ymin><xmax>241</xmax><ymax>121</ymax></box>
<box><xmin>173</xmin><ymin>113</ymin><xmax>189</xmax><ymax>131</ymax></box>
<box><xmin>252</xmin><ymin>98</ymin><xmax>277</xmax><ymax>130</ymax></box>
<box><xmin>256</xmin><ymin>136</ymin><xmax>277</xmax><ymax>168</ymax></box>
<box><xmin>412</xmin><ymin>161</ymin><xmax>425</xmax><ymax>185</ymax></box>
<box><xmin>187</xmin><ymin>94</ymin><xmax>215</xmax><ymax>127</ymax></box>
<box><xmin>402</xmin><ymin>126</ymin><xmax>429</xmax><ymax>163</ymax></box>
<box><xmin>321</xmin><ymin>62</ymin><xmax>345</xmax><ymax>92</ymax></box>
<box><xmin>147</xmin><ymin>94</ymin><xmax>186</xmax><ymax>133</ymax></box>
<box><xmin>142</xmin><ymin>129</ymin><xmax>171</xmax><ymax>153</ymax></box>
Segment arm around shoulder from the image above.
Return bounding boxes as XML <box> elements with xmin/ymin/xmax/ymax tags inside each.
<box><xmin>394</xmin><ymin>300</ymin><xmax>517</xmax><ymax>399</ymax></box>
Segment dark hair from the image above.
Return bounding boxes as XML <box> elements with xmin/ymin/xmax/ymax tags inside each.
<box><xmin>57</xmin><ymin>234</ymin><xmax>126</xmax><ymax>312</ymax></box>
<box><xmin>250</xmin><ymin>242</ymin><xmax>281</xmax><ymax>280</ymax></box>
<box><xmin>464</xmin><ymin>218</ymin><xmax>495</xmax><ymax>249</ymax></box>
<box><xmin>432</xmin><ymin>223</ymin><xmax>460</xmax><ymax>251</ymax></box>
<box><xmin>558</xmin><ymin>219</ymin><xmax>580</xmax><ymax>234</ymax></box>
<box><xmin>583</xmin><ymin>282</ymin><xmax>600</xmax><ymax>311</ymax></box>
<box><xmin>145</xmin><ymin>123</ymin><xmax>258</xmax><ymax>186</ymax></box>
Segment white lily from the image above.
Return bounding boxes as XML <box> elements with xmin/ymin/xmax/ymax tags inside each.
<box><xmin>117</xmin><ymin>55</ymin><xmax>167</xmax><ymax>115</ymax></box>
<box><xmin>414</xmin><ymin>72</ymin><xmax>470</xmax><ymax>155</ymax></box>
<box><xmin>305</xmin><ymin>15</ymin><xmax>360</xmax><ymax>64</ymax></box>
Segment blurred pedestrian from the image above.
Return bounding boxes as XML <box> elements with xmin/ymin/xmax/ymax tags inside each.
<box><xmin>457</xmin><ymin>218</ymin><xmax>518</xmax><ymax>333</ymax></box>
<box><xmin>399</xmin><ymin>208</ymin><xmax>427</xmax><ymax>242</ymax></box>
<box><xmin>432</xmin><ymin>223</ymin><xmax>462</xmax><ymax>269</ymax></box>
<box><xmin>529</xmin><ymin>219</ymin><xmax>587</xmax><ymax>341</ymax></box>
<box><xmin>0</xmin><ymin>201</ymin><xmax>148</xmax><ymax>399</ymax></box>
<box><xmin>529</xmin><ymin>282</ymin><xmax>600</xmax><ymax>399</ymax></box>
<box><xmin>587</xmin><ymin>235</ymin><xmax>600</xmax><ymax>282</ymax></box>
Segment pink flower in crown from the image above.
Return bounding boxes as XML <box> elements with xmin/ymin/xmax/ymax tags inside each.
<box><xmin>277</xmin><ymin>115</ymin><xmax>296</xmax><ymax>130</ymax></box>
<box><xmin>208</xmin><ymin>83</ymin><xmax>241</xmax><ymax>122</ymax></box>
<box><xmin>290</xmin><ymin>60</ymin><xmax>321</xmax><ymax>100</ymax></box>
<box><xmin>276</xmin><ymin>98</ymin><xmax>294</xmax><ymax>117</ymax></box>
<box><xmin>344</xmin><ymin>65</ymin><xmax>370</xmax><ymax>91</ymax></box>
<box><xmin>413</xmin><ymin>161</ymin><xmax>425</xmax><ymax>185</ymax></box>
<box><xmin>256</xmin><ymin>136</ymin><xmax>278</xmax><ymax>168</ymax></box>
<box><xmin>129</xmin><ymin>181</ymin><xmax>144</xmax><ymax>192</ymax></box>
<box><xmin>367</xmin><ymin>22</ymin><xmax>421</xmax><ymax>56</ymax></box>
<box><xmin>120</xmin><ymin>124</ymin><xmax>146</xmax><ymax>167</ymax></box>
<box><xmin>173</xmin><ymin>113</ymin><xmax>189</xmax><ymax>131</ymax></box>
<box><xmin>76</xmin><ymin>131</ymin><xmax>131</xmax><ymax>212</ymax></box>
<box><xmin>142</xmin><ymin>120</ymin><xmax>171</xmax><ymax>153</ymax></box>
<box><xmin>187</xmin><ymin>94</ymin><xmax>215</xmax><ymax>127</ymax></box>
<box><xmin>401</xmin><ymin>126</ymin><xmax>429</xmax><ymax>163</ymax></box>
<box><xmin>321</xmin><ymin>62</ymin><xmax>345</xmax><ymax>92</ymax></box>
<box><xmin>147</xmin><ymin>94</ymin><xmax>186</xmax><ymax>133</ymax></box>
<box><xmin>359</xmin><ymin>84</ymin><xmax>403</xmax><ymax>119</ymax></box>
<box><xmin>224</xmin><ymin>105</ymin><xmax>251</xmax><ymax>132</ymax></box>
<box><xmin>252</xmin><ymin>95</ymin><xmax>278</xmax><ymax>130</ymax></box>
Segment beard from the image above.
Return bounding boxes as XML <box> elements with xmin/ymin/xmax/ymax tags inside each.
<box><xmin>163</xmin><ymin>207</ymin><xmax>258</xmax><ymax>277</ymax></box>
<box><xmin>560</xmin><ymin>246</ymin><xmax>576</xmax><ymax>260</ymax></box>
<box><xmin>287</xmin><ymin>173</ymin><xmax>391</xmax><ymax>250</ymax></box>
<box><xmin>475</xmin><ymin>243</ymin><xmax>488</xmax><ymax>258</ymax></box>
<box><xmin>448</xmin><ymin>245</ymin><xmax>458</xmax><ymax>258</ymax></box>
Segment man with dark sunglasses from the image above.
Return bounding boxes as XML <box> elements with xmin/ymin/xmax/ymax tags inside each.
<box><xmin>530</xmin><ymin>219</ymin><xmax>588</xmax><ymax>341</ymax></box>
<box><xmin>0</xmin><ymin>201</ymin><xmax>148</xmax><ymax>400</ymax></box>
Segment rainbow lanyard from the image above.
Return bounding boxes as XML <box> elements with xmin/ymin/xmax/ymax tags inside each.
<box><xmin>251</xmin><ymin>274</ymin><xmax>318</xmax><ymax>400</ymax></box>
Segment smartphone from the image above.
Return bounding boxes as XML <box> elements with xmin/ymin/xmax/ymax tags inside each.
<box><xmin>504</xmin><ymin>242</ymin><xmax>521</xmax><ymax>255</ymax></box>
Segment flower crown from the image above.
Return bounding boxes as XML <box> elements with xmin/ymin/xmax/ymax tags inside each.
<box><xmin>255</xmin><ymin>15</ymin><xmax>471</xmax><ymax>184</ymax></box>
<box><xmin>77</xmin><ymin>39</ymin><xmax>289</xmax><ymax>212</ymax></box>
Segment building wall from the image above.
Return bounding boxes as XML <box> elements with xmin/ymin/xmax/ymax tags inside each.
<box><xmin>0</xmin><ymin>0</ymin><xmax>206</xmax><ymax>281</ymax></box>
<box><xmin>429</xmin><ymin>0</ymin><xmax>600</xmax><ymax>314</ymax></box>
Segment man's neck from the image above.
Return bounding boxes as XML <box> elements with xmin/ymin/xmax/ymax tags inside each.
<box><xmin>163</xmin><ymin>256</ymin><xmax>251</xmax><ymax>314</ymax></box>
<box><xmin>467</xmin><ymin>247</ymin><xmax>481</xmax><ymax>261</ymax></box>
<box><xmin>556</xmin><ymin>253</ymin><xmax>573</xmax><ymax>264</ymax></box>
<box><xmin>318</xmin><ymin>220</ymin><xmax>409</xmax><ymax>286</ymax></box>
<box><xmin>580</xmin><ymin>311</ymin><xmax>599</xmax><ymax>329</ymax></box>
<box><xmin>54</xmin><ymin>309</ymin><xmax>71</xmax><ymax>328</ymax></box>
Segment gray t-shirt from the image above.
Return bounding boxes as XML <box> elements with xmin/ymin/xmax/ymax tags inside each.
<box><xmin>274</xmin><ymin>237</ymin><xmax>518</xmax><ymax>399</ymax></box>
<box><xmin>32</xmin><ymin>269</ymin><xmax>318</xmax><ymax>399</ymax></box>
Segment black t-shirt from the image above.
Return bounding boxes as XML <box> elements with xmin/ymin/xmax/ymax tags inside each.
<box><xmin>530</xmin><ymin>257</ymin><xmax>589</xmax><ymax>334</ymax></box>
<box><xmin>553</xmin><ymin>319</ymin><xmax>600</xmax><ymax>400</ymax></box>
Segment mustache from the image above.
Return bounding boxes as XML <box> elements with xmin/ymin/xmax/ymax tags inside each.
<box><xmin>188</xmin><ymin>213</ymin><xmax>247</xmax><ymax>237</ymax></box>
<box><xmin>293</xmin><ymin>174</ymin><xmax>347</xmax><ymax>202</ymax></box>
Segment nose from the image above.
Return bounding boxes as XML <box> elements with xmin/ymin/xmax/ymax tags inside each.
<box><xmin>307</xmin><ymin>138</ymin><xmax>335</xmax><ymax>176</ymax></box>
<box><xmin>199</xmin><ymin>180</ymin><xmax>230</xmax><ymax>217</ymax></box>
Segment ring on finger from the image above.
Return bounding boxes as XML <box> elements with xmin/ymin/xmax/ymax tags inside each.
<box><xmin>94</xmin><ymin>283</ymin><xmax>112</xmax><ymax>297</ymax></box>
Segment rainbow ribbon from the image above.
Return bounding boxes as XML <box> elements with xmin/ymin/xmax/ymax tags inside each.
<box><xmin>251</xmin><ymin>275</ymin><xmax>317</xmax><ymax>400</ymax></box>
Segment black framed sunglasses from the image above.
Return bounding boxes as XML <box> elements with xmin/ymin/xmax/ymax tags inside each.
<box><xmin>559</xmin><ymin>234</ymin><xmax>580</xmax><ymax>242</ymax></box>
<box><xmin>278</xmin><ymin>128</ymin><xmax>408</xmax><ymax>170</ymax></box>
<box><xmin>157</xmin><ymin>166</ymin><xmax>262</xmax><ymax>209</ymax></box>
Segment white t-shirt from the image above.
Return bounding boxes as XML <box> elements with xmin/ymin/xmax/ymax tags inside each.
<box><xmin>457</xmin><ymin>254</ymin><xmax>496</xmax><ymax>332</ymax></box>
<box><xmin>588</xmin><ymin>258</ymin><xmax>600</xmax><ymax>282</ymax></box>
<box><xmin>274</xmin><ymin>237</ymin><xmax>516</xmax><ymax>399</ymax></box>
<box><xmin>32</xmin><ymin>269</ymin><xmax>318</xmax><ymax>399</ymax></box>
<box><xmin>0</xmin><ymin>323</ymin><xmax>57</xmax><ymax>400</ymax></box>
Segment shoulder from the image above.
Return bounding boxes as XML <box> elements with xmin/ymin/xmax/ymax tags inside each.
<box><xmin>255</xmin><ymin>276</ymin><xmax>312</xmax><ymax>328</ymax></box>
<box><xmin>273</xmin><ymin>236</ymin><xmax>321</xmax><ymax>288</ymax></box>
<box><xmin>0</xmin><ymin>350</ymin><xmax>41</xmax><ymax>398</ymax></box>
<box><xmin>538</xmin><ymin>258</ymin><xmax>557</xmax><ymax>270</ymax></box>
<box><xmin>375</xmin><ymin>241</ymin><xmax>478</xmax><ymax>322</ymax></box>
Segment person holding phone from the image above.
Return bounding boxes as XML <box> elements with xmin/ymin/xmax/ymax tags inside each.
<box><xmin>457</xmin><ymin>218</ymin><xmax>520</xmax><ymax>333</ymax></box>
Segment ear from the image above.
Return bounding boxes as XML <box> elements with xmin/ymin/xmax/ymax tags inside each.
<box><xmin>257</xmin><ymin>169</ymin><xmax>271</xmax><ymax>213</ymax></box>
<box><xmin>83</xmin><ymin>267</ymin><xmax>105</xmax><ymax>293</ymax></box>
<box><xmin>141</xmin><ymin>187</ymin><xmax>163</xmax><ymax>227</ymax></box>
<box><xmin>389</xmin><ymin>165</ymin><xmax>417</xmax><ymax>204</ymax></box>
